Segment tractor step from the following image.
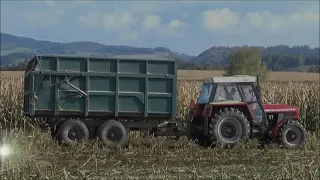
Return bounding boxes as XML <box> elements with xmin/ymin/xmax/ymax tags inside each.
<box><xmin>157</xmin><ymin>121</ymin><xmax>178</xmax><ymax>128</ymax></box>
<box><xmin>252</xmin><ymin>128</ymin><xmax>263</xmax><ymax>138</ymax></box>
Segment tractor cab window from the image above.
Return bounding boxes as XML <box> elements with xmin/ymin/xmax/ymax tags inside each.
<box><xmin>213</xmin><ymin>84</ymin><xmax>242</xmax><ymax>102</ymax></box>
<box><xmin>197</xmin><ymin>83</ymin><xmax>214</xmax><ymax>104</ymax></box>
<box><xmin>239</xmin><ymin>84</ymin><xmax>257</xmax><ymax>102</ymax></box>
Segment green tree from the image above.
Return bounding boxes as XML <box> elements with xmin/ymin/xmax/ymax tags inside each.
<box><xmin>224</xmin><ymin>47</ymin><xmax>268</xmax><ymax>80</ymax></box>
<box><xmin>308</xmin><ymin>65</ymin><xmax>320</xmax><ymax>73</ymax></box>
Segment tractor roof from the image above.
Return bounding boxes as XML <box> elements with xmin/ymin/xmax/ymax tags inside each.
<box><xmin>204</xmin><ymin>75</ymin><xmax>257</xmax><ymax>84</ymax></box>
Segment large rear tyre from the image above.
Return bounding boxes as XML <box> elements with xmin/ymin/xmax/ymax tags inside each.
<box><xmin>208</xmin><ymin>108</ymin><xmax>251</xmax><ymax>148</ymax></box>
<box><xmin>97</xmin><ymin>120</ymin><xmax>127</xmax><ymax>148</ymax></box>
<box><xmin>278</xmin><ymin>120</ymin><xmax>306</xmax><ymax>148</ymax></box>
<box><xmin>56</xmin><ymin>119</ymin><xmax>89</xmax><ymax>145</ymax></box>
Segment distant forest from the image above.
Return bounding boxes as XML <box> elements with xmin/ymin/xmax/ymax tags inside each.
<box><xmin>2</xmin><ymin>56</ymin><xmax>319</xmax><ymax>73</ymax></box>
<box><xmin>192</xmin><ymin>45</ymin><xmax>319</xmax><ymax>72</ymax></box>
<box><xmin>0</xmin><ymin>32</ymin><xmax>319</xmax><ymax>73</ymax></box>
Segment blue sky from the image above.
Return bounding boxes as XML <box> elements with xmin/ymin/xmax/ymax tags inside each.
<box><xmin>1</xmin><ymin>0</ymin><xmax>319</xmax><ymax>55</ymax></box>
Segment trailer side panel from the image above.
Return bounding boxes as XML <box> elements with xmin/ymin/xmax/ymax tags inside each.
<box><xmin>23</xmin><ymin>55</ymin><xmax>177</xmax><ymax>120</ymax></box>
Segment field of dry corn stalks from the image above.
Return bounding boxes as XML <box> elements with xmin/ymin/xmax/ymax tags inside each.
<box><xmin>0</xmin><ymin>74</ymin><xmax>320</xmax><ymax>179</ymax></box>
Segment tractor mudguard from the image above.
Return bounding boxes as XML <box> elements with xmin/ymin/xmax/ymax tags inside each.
<box><xmin>208</xmin><ymin>103</ymin><xmax>255</xmax><ymax>122</ymax></box>
<box><xmin>271</xmin><ymin>118</ymin><xmax>291</xmax><ymax>137</ymax></box>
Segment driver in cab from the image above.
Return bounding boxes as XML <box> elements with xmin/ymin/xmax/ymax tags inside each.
<box><xmin>226</xmin><ymin>88</ymin><xmax>242</xmax><ymax>101</ymax></box>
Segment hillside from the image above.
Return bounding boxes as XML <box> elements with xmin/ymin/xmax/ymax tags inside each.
<box><xmin>191</xmin><ymin>45</ymin><xmax>320</xmax><ymax>71</ymax></box>
<box><xmin>1</xmin><ymin>32</ymin><xmax>319</xmax><ymax>72</ymax></box>
<box><xmin>0</xmin><ymin>32</ymin><xmax>195</xmax><ymax>66</ymax></box>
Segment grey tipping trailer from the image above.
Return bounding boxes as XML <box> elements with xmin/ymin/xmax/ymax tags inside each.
<box><xmin>23</xmin><ymin>55</ymin><xmax>180</xmax><ymax>147</ymax></box>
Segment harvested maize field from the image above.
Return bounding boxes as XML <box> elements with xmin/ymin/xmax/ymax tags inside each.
<box><xmin>0</xmin><ymin>71</ymin><xmax>319</xmax><ymax>179</ymax></box>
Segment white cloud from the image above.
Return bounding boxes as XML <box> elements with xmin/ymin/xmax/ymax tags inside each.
<box><xmin>79</xmin><ymin>11</ymin><xmax>138</xmax><ymax>29</ymax></box>
<box><xmin>103</xmin><ymin>12</ymin><xmax>138</xmax><ymax>29</ymax></box>
<box><xmin>245</xmin><ymin>8</ymin><xmax>319</xmax><ymax>32</ymax></box>
<box><xmin>203</xmin><ymin>8</ymin><xmax>239</xmax><ymax>30</ymax></box>
<box><xmin>290</xmin><ymin>10</ymin><xmax>319</xmax><ymax>24</ymax></box>
<box><xmin>246</xmin><ymin>12</ymin><xmax>264</xmax><ymax>27</ymax></box>
<box><xmin>169</xmin><ymin>20</ymin><xmax>182</xmax><ymax>28</ymax></box>
<box><xmin>246</xmin><ymin>11</ymin><xmax>285</xmax><ymax>30</ymax></box>
<box><xmin>78</xmin><ymin>10</ymin><xmax>141</xmax><ymax>42</ymax></box>
<box><xmin>160</xmin><ymin>20</ymin><xmax>187</xmax><ymax>37</ymax></box>
<box><xmin>201</xmin><ymin>6</ymin><xmax>319</xmax><ymax>34</ymax></box>
<box><xmin>79</xmin><ymin>9</ymin><xmax>187</xmax><ymax>41</ymax></box>
<box><xmin>143</xmin><ymin>15</ymin><xmax>161</xmax><ymax>29</ymax></box>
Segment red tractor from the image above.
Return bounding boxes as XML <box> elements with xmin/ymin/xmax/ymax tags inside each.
<box><xmin>187</xmin><ymin>75</ymin><xmax>306</xmax><ymax>148</ymax></box>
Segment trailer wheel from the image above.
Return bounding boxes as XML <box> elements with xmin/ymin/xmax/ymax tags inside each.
<box><xmin>278</xmin><ymin>120</ymin><xmax>306</xmax><ymax>148</ymax></box>
<box><xmin>97</xmin><ymin>120</ymin><xmax>127</xmax><ymax>148</ymax></box>
<box><xmin>56</xmin><ymin>119</ymin><xmax>89</xmax><ymax>145</ymax></box>
<box><xmin>208</xmin><ymin>108</ymin><xmax>250</xmax><ymax>148</ymax></box>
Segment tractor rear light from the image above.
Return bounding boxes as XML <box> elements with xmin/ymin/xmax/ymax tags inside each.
<box><xmin>189</xmin><ymin>100</ymin><xmax>195</xmax><ymax>110</ymax></box>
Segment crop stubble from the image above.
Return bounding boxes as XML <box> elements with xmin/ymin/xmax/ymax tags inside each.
<box><xmin>0</xmin><ymin>71</ymin><xmax>319</xmax><ymax>179</ymax></box>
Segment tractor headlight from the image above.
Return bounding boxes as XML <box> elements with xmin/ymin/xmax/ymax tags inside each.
<box><xmin>0</xmin><ymin>144</ymin><xmax>11</xmax><ymax>157</ymax></box>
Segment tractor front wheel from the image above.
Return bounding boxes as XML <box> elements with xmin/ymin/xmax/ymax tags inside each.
<box><xmin>278</xmin><ymin>120</ymin><xmax>306</xmax><ymax>148</ymax></box>
<box><xmin>208</xmin><ymin>108</ymin><xmax>251</xmax><ymax>148</ymax></box>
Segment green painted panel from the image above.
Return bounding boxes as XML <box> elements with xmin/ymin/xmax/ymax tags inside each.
<box><xmin>119</xmin><ymin>60</ymin><xmax>146</xmax><ymax>74</ymax></box>
<box><xmin>89</xmin><ymin>59</ymin><xmax>116</xmax><ymax>73</ymax></box>
<box><xmin>59</xmin><ymin>76</ymin><xmax>86</xmax><ymax>91</ymax></box>
<box><xmin>119</xmin><ymin>77</ymin><xmax>144</xmax><ymax>92</ymax></box>
<box><xmin>34</xmin><ymin>75</ymin><xmax>44</xmax><ymax>91</ymax></box>
<box><xmin>58</xmin><ymin>91</ymin><xmax>84</xmax><ymax>111</ymax></box>
<box><xmin>148</xmin><ymin>78</ymin><xmax>172</xmax><ymax>93</ymax></box>
<box><xmin>148</xmin><ymin>61</ymin><xmax>174</xmax><ymax>75</ymax></box>
<box><xmin>89</xmin><ymin>76</ymin><xmax>115</xmax><ymax>91</ymax></box>
<box><xmin>119</xmin><ymin>96</ymin><xmax>143</xmax><ymax>112</ymax></box>
<box><xmin>89</xmin><ymin>95</ymin><xmax>114</xmax><ymax>111</ymax></box>
<box><xmin>148</xmin><ymin>97</ymin><xmax>171</xmax><ymax>113</ymax></box>
<box><xmin>37</xmin><ymin>57</ymin><xmax>56</xmax><ymax>71</ymax></box>
<box><xmin>59</xmin><ymin>57</ymin><xmax>86</xmax><ymax>72</ymax></box>
<box><xmin>34</xmin><ymin>75</ymin><xmax>54</xmax><ymax>110</ymax></box>
<box><xmin>25</xmin><ymin>55</ymin><xmax>177</xmax><ymax>118</ymax></box>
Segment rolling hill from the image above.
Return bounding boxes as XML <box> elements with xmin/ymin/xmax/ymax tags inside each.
<box><xmin>191</xmin><ymin>45</ymin><xmax>320</xmax><ymax>71</ymax></box>
<box><xmin>1</xmin><ymin>32</ymin><xmax>319</xmax><ymax>72</ymax></box>
<box><xmin>0</xmin><ymin>32</ymin><xmax>195</xmax><ymax>66</ymax></box>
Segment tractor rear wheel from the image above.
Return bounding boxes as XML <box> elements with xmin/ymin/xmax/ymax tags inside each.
<box><xmin>278</xmin><ymin>120</ymin><xmax>306</xmax><ymax>148</ymax></box>
<box><xmin>97</xmin><ymin>120</ymin><xmax>127</xmax><ymax>148</ymax></box>
<box><xmin>208</xmin><ymin>108</ymin><xmax>251</xmax><ymax>148</ymax></box>
<box><xmin>55</xmin><ymin>119</ymin><xmax>89</xmax><ymax>145</ymax></box>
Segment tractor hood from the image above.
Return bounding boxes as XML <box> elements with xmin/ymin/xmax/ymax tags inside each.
<box><xmin>262</xmin><ymin>104</ymin><xmax>299</xmax><ymax>117</ymax></box>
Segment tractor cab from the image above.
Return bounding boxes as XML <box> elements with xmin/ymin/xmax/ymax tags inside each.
<box><xmin>193</xmin><ymin>75</ymin><xmax>264</xmax><ymax>126</ymax></box>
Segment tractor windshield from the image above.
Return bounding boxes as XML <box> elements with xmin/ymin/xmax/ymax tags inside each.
<box><xmin>213</xmin><ymin>84</ymin><xmax>243</xmax><ymax>102</ymax></box>
<box><xmin>197</xmin><ymin>83</ymin><xmax>214</xmax><ymax>104</ymax></box>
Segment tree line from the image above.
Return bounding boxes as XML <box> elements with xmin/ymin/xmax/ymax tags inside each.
<box><xmin>193</xmin><ymin>45</ymin><xmax>319</xmax><ymax>71</ymax></box>
<box><xmin>1</xmin><ymin>56</ymin><xmax>319</xmax><ymax>73</ymax></box>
